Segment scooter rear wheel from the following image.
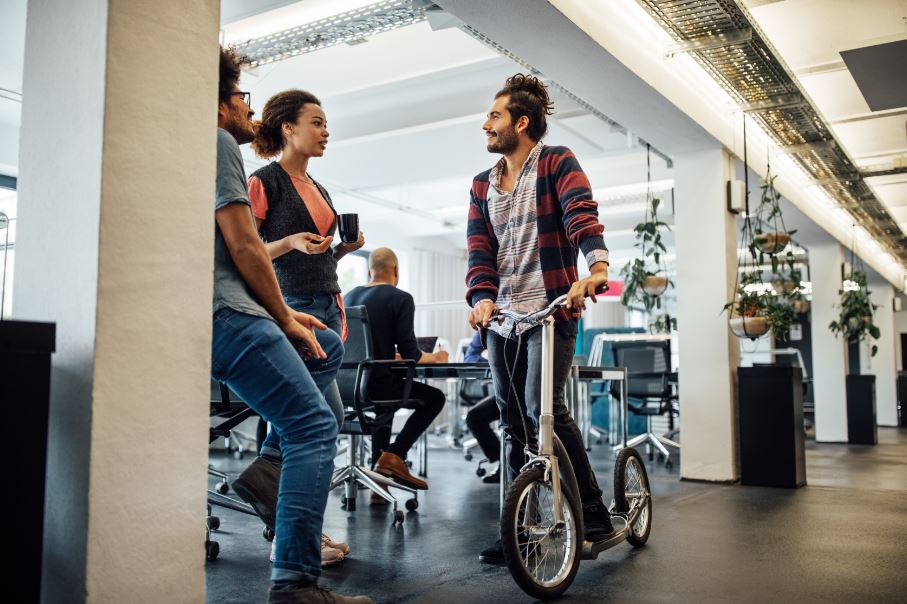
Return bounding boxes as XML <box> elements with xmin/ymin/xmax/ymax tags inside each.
<box><xmin>501</xmin><ymin>467</ymin><xmax>581</xmax><ymax>600</ymax></box>
<box><xmin>614</xmin><ymin>447</ymin><xmax>652</xmax><ymax>547</ymax></box>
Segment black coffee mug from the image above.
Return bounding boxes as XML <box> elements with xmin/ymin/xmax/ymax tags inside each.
<box><xmin>337</xmin><ymin>213</ymin><xmax>359</xmax><ymax>244</ymax></box>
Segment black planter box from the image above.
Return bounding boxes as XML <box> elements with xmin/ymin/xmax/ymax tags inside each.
<box><xmin>0</xmin><ymin>320</ymin><xmax>56</xmax><ymax>603</ymax></box>
<box><xmin>846</xmin><ymin>374</ymin><xmax>877</xmax><ymax>445</ymax></box>
<box><xmin>738</xmin><ymin>366</ymin><xmax>806</xmax><ymax>488</ymax></box>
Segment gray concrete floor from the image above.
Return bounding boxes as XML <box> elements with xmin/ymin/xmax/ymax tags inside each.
<box><xmin>206</xmin><ymin>427</ymin><xmax>907</xmax><ymax>603</ymax></box>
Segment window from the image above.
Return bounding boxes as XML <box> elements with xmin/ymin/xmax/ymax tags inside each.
<box><xmin>337</xmin><ymin>249</ymin><xmax>369</xmax><ymax>295</ymax></box>
<box><xmin>0</xmin><ymin>181</ymin><xmax>15</xmax><ymax>318</ymax></box>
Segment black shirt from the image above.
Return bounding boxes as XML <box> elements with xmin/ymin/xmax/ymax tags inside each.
<box><xmin>344</xmin><ymin>284</ymin><xmax>422</xmax><ymax>384</ymax></box>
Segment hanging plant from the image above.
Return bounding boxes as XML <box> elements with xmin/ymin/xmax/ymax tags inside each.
<box><xmin>724</xmin><ymin>118</ymin><xmax>795</xmax><ymax>341</ymax></box>
<box><xmin>829</xmin><ymin>268</ymin><xmax>880</xmax><ymax>356</ymax></box>
<box><xmin>620</xmin><ymin>144</ymin><xmax>673</xmax><ymax>326</ymax></box>
<box><xmin>724</xmin><ymin>272</ymin><xmax>795</xmax><ymax>340</ymax></box>
<box><xmin>750</xmin><ymin>170</ymin><xmax>797</xmax><ymax>274</ymax></box>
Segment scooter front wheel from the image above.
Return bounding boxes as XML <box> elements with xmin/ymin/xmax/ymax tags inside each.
<box><xmin>614</xmin><ymin>447</ymin><xmax>652</xmax><ymax>547</ymax></box>
<box><xmin>501</xmin><ymin>467</ymin><xmax>581</xmax><ymax>600</ymax></box>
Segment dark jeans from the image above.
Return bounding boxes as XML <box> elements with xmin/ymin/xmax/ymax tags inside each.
<box><xmin>465</xmin><ymin>395</ymin><xmax>500</xmax><ymax>462</ymax></box>
<box><xmin>368</xmin><ymin>379</ymin><xmax>445</xmax><ymax>467</ymax></box>
<box><xmin>487</xmin><ymin>326</ymin><xmax>603</xmax><ymax>504</ymax></box>
<box><xmin>211</xmin><ymin>308</ymin><xmax>340</xmax><ymax>582</ymax></box>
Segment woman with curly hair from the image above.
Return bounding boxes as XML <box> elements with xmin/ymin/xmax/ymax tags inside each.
<box><xmin>247</xmin><ymin>89</ymin><xmax>365</xmax><ymax>567</ymax></box>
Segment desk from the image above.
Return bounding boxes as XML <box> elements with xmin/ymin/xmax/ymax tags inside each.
<box><xmin>569</xmin><ymin>366</ymin><xmax>628</xmax><ymax>451</ymax></box>
<box><xmin>393</xmin><ymin>362</ymin><xmax>491</xmax><ymax>476</ymax></box>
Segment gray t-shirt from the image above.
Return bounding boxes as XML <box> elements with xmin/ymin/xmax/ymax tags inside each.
<box><xmin>213</xmin><ymin>128</ymin><xmax>272</xmax><ymax>321</ymax></box>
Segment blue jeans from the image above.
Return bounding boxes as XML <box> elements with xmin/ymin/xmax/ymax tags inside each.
<box><xmin>261</xmin><ymin>292</ymin><xmax>345</xmax><ymax>458</ymax></box>
<box><xmin>211</xmin><ymin>308</ymin><xmax>341</xmax><ymax>582</ymax></box>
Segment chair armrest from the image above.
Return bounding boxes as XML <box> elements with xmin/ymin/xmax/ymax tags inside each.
<box><xmin>342</xmin><ymin>359</ymin><xmax>418</xmax><ymax>410</ymax></box>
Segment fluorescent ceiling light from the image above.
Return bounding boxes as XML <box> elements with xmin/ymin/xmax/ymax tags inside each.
<box><xmin>222</xmin><ymin>0</ymin><xmax>377</xmax><ymax>45</ymax></box>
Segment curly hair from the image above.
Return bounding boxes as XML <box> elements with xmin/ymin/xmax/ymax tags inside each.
<box><xmin>219</xmin><ymin>47</ymin><xmax>249</xmax><ymax>105</ymax></box>
<box><xmin>495</xmin><ymin>73</ymin><xmax>554</xmax><ymax>141</ymax></box>
<box><xmin>251</xmin><ymin>89</ymin><xmax>322</xmax><ymax>160</ymax></box>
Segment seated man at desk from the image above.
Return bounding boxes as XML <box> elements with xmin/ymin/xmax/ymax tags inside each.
<box><xmin>344</xmin><ymin>247</ymin><xmax>447</xmax><ymax>493</ymax></box>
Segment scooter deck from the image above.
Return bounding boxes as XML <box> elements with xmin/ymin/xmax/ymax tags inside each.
<box><xmin>581</xmin><ymin>516</ymin><xmax>630</xmax><ymax>560</ymax></box>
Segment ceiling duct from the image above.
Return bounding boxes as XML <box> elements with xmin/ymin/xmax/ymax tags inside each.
<box><xmin>635</xmin><ymin>0</ymin><xmax>907</xmax><ymax>264</ymax></box>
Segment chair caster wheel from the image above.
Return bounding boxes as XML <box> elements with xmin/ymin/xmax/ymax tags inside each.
<box><xmin>464</xmin><ymin>453</ymin><xmax>473</xmax><ymax>461</ymax></box>
<box><xmin>453</xmin><ymin>438</ymin><xmax>461</xmax><ymax>447</ymax></box>
<box><xmin>206</xmin><ymin>539</ymin><xmax>220</xmax><ymax>561</ymax></box>
<box><xmin>393</xmin><ymin>510</ymin><xmax>404</xmax><ymax>524</ymax></box>
<box><xmin>216</xmin><ymin>481</ymin><xmax>229</xmax><ymax>495</ymax></box>
<box><xmin>405</xmin><ymin>498</ymin><xmax>418</xmax><ymax>511</ymax></box>
<box><xmin>207</xmin><ymin>516</ymin><xmax>220</xmax><ymax>531</ymax></box>
<box><xmin>233</xmin><ymin>449</ymin><xmax>244</xmax><ymax>461</ymax></box>
<box><xmin>665</xmin><ymin>460</ymin><xmax>674</xmax><ymax>470</ymax></box>
<box><xmin>263</xmin><ymin>526</ymin><xmax>274</xmax><ymax>542</ymax></box>
<box><xmin>476</xmin><ymin>467</ymin><xmax>486</xmax><ymax>477</ymax></box>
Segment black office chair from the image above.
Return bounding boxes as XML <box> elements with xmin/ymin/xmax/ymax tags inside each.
<box><xmin>206</xmin><ymin>381</ymin><xmax>262</xmax><ymax>561</ymax></box>
<box><xmin>331</xmin><ymin>305</ymin><xmax>420</xmax><ymax>524</ymax></box>
<box><xmin>611</xmin><ymin>339</ymin><xmax>679</xmax><ymax>467</ymax></box>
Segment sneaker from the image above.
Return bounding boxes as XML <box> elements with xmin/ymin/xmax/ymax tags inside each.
<box><xmin>232</xmin><ymin>456</ymin><xmax>280</xmax><ymax>530</ymax></box>
<box><xmin>583</xmin><ymin>500</ymin><xmax>615</xmax><ymax>542</ymax></box>
<box><xmin>270</xmin><ymin>538</ymin><xmax>346</xmax><ymax>567</ymax></box>
<box><xmin>267</xmin><ymin>582</ymin><xmax>372</xmax><ymax>604</ymax></box>
<box><xmin>373</xmin><ymin>451</ymin><xmax>428</xmax><ymax>490</ymax></box>
<box><xmin>322</xmin><ymin>533</ymin><xmax>351</xmax><ymax>556</ymax></box>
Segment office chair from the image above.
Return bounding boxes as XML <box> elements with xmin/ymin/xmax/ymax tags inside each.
<box><xmin>207</xmin><ymin>381</ymin><xmax>261</xmax><ymax>561</ymax></box>
<box><xmin>331</xmin><ymin>305</ymin><xmax>420</xmax><ymax>524</ymax></box>
<box><xmin>610</xmin><ymin>339</ymin><xmax>679</xmax><ymax>467</ymax></box>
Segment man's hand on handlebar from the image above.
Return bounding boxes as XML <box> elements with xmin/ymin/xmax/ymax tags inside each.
<box><xmin>565</xmin><ymin>265</ymin><xmax>609</xmax><ymax>312</ymax></box>
<box><xmin>468</xmin><ymin>299</ymin><xmax>498</xmax><ymax>329</ymax></box>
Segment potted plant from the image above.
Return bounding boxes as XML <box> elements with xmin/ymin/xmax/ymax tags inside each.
<box><xmin>620</xmin><ymin>187</ymin><xmax>673</xmax><ymax>311</ymax></box>
<box><xmin>726</xmin><ymin>272</ymin><xmax>770</xmax><ymax>338</ymax></box>
<box><xmin>829</xmin><ymin>269</ymin><xmax>880</xmax><ymax>356</ymax></box>
<box><xmin>751</xmin><ymin>173</ymin><xmax>797</xmax><ymax>258</ymax></box>
<box><xmin>648</xmin><ymin>313</ymin><xmax>676</xmax><ymax>335</ymax></box>
<box><xmin>725</xmin><ymin>273</ymin><xmax>796</xmax><ymax>340</ymax></box>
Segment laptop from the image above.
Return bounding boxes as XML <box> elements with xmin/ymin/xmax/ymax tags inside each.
<box><xmin>416</xmin><ymin>336</ymin><xmax>438</xmax><ymax>353</ymax></box>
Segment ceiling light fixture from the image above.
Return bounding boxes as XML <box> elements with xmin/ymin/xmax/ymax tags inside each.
<box><xmin>230</xmin><ymin>0</ymin><xmax>429</xmax><ymax>66</ymax></box>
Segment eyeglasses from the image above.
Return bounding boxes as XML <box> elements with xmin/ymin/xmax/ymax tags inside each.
<box><xmin>232</xmin><ymin>91</ymin><xmax>251</xmax><ymax>107</ymax></box>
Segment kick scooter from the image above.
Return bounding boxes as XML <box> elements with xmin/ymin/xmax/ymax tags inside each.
<box><xmin>493</xmin><ymin>294</ymin><xmax>653</xmax><ymax>600</ymax></box>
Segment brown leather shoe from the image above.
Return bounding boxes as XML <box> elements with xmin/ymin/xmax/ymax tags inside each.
<box><xmin>369</xmin><ymin>484</ymin><xmax>391</xmax><ymax>506</ymax></box>
<box><xmin>373</xmin><ymin>451</ymin><xmax>428</xmax><ymax>490</ymax></box>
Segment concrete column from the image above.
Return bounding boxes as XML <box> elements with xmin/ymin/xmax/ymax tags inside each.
<box><xmin>674</xmin><ymin>148</ymin><xmax>740</xmax><ymax>481</ymax></box>
<box><xmin>15</xmin><ymin>1</ymin><xmax>219</xmax><ymax>601</ymax></box>
<box><xmin>810</xmin><ymin>244</ymin><xmax>848</xmax><ymax>442</ymax></box>
<box><xmin>868</xmin><ymin>282</ymin><xmax>898</xmax><ymax>426</ymax></box>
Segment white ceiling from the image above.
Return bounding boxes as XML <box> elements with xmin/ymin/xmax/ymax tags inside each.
<box><xmin>744</xmin><ymin>0</ymin><xmax>907</xmax><ymax>234</ymax></box>
<box><xmin>231</xmin><ymin>17</ymin><xmax>671</xmax><ymax>255</ymax></box>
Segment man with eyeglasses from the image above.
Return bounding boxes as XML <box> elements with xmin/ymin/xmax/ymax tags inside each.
<box><xmin>209</xmin><ymin>47</ymin><xmax>371</xmax><ymax>604</ymax></box>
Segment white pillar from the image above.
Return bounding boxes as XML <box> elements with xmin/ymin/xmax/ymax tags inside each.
<box><xmin>674</xmin><ymin>148</ymin><xmax>740</xmax><ymax>481</ymax></box>
<box><xmin>868</xmin><ymin>282</ymin><xmax>898</xmax><ymax>426</ymax></box>
<box><xmin>15</xmin><ymin>1</ymin><xmax>219</xmax><ymax>601</ymax></box>
<box><xmin>810</xmin><ymin>244</ymin><xmax>849</xmax><ymax>442</ymax></box>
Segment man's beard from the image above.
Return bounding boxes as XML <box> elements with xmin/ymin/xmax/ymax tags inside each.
<box><xmin>227</xmin><ymin>109</ymin><xmax>255</xmax><ymax>145</ymax></box>
<box><xmin>486</xmin><ymin>126</ymin><xmax>519</xmax><ymax>154</ymax></box>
